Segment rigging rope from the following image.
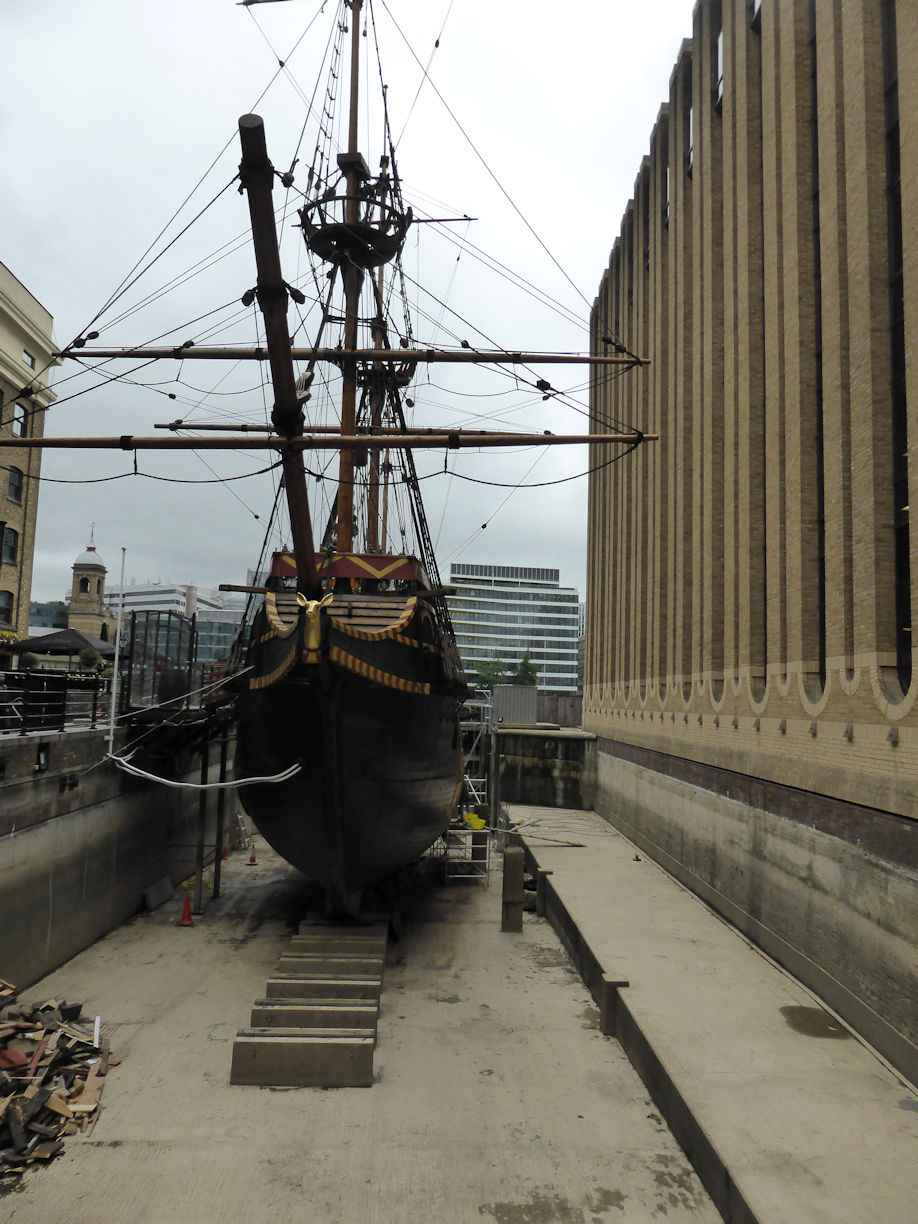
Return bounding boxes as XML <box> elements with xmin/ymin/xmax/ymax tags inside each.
<box><xmin>378</xmin><ymin>0</ymin><xmax>592</xmax><ymax>311</ymax></box>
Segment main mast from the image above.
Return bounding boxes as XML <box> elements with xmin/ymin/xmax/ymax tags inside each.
<box><xmin>296</xmin><ymin>0</ymin><xmax>415</xmax><ymax>558</ymax></box>
<box><xmin>337</xmin><ymin>0</ymin><xmax>364</xmax><ymax>553</ymax></box>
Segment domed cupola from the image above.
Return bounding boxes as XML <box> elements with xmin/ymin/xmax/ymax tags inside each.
<box><xmin>67</xmin><ymin>526</ymin><xmax>115</xmax><ymax>640</ymax></box>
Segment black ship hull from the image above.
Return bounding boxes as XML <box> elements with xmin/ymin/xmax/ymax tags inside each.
<box><xmin>235</xmin><ymin>670</ymin><xmax>463</xmax><ymax>898</ymax></box>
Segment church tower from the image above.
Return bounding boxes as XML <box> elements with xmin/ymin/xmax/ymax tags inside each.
<box><xmin>67</xmin><ymin>530</ymin><xmax>116</xmax><ymax>640</ymax></box>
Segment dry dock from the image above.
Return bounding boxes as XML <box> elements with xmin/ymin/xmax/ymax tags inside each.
<box><xmin>2</xmin><ymin>807</ymin><xmax>916</xmax><ymax>1223</ymax></box>
<box><xmin>1</xmin><ymin>830</ymin><xmax>716</xmax><ymax>1224</ymax></box>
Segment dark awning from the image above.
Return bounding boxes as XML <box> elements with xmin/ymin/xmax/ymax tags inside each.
<box><xmin>13</xmin><ymin>628</ymin><xmax>116</xmax><ymax>658</ymax></box>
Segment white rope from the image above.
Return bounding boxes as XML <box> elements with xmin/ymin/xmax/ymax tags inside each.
<box><xmin>105</xmin><ymin>752</ymin><xmax>302</xmax><ymax>789</ymax></box>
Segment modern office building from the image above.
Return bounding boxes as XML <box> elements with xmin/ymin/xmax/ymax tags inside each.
<box><xmin>447</xmin><ymin>563</ymin><xmax>580</xmax><ymax>692</ymax></box>
<box><xmin>0</xmin><ymin>264</ymin><xmax>56</xmax><ymax>638</ymax></box>
<box><xmin>107</xmin><ymin>582</ymin><xmax>220</xmax><ymax>618</ymax></box>
<box><xmin>107</xmin><ymin>581</ymin><xmax>247</xmax><ymax>665</ymax></box>
<box><xmin>194</xmin><ymin>606</ymin><xmax>247</xmax><ymax>666</ymax></box>
<box><xmin>584</xmin><ymin>0</ymin><xmax>916</xmax><ymax>1081</ymax></box>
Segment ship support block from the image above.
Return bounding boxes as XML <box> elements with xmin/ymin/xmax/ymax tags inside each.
<box><xmin>231</xmin><ymin>923</ymin><xmax>387</xmax><ymax>1087</ymax></box>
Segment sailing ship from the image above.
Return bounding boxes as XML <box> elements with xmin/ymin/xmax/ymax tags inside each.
<box><xmin>5</xmin><ymin>0</ymin><xmax>650</xmax><ymax>913</ymax></box>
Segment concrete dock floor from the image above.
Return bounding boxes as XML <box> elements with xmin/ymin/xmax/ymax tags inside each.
<box><xmin>5</xmin><ymin>807</ymin><xmax>916</xmax><ymax>1223</ymax></box>
<box><xmin>1</xmin><ymin>833</ymin><xmax>718</xmax><ymax>1224</ymax></box>
<box><xmin>513</xmin><ymin>806</ymin><xmax>918</xmax><ymax>1224</ymax></box>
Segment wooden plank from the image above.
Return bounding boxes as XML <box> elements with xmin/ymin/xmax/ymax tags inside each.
<box><xmin>7</xmin><ymin>1103</ymin><xmax>27</xmax><ymax>1152</ymax></box>
<box><xmin>44</xmin><ymin>1093</ymin><xmax>73</xmax><ymax>1120</ymax></box>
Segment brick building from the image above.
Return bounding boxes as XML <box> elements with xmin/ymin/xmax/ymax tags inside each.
<box><xmin>585</xmin><ymin>0</ymin><xmax>917</xmax><ymax>1080</ymax></box>
<box><xmin>0</xmin><ymin>264</ymin><xmax>55</xmax><ymax>638</ymax></box>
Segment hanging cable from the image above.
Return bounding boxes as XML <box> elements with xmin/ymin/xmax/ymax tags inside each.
<box><xmin>107</xmin><ymin>751</ymin><xmax>303</xmax><ymax>789</ymax></box>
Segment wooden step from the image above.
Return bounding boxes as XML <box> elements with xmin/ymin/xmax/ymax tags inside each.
<box><xmin>296</xmin><ymin>922</ymin><xmax>389</xmax><ymax>941</ymax></box>
<box><xmin>230</xmin><ymin>1028</ymin><xmax>375</xmax><ymax>1088</ymax></box>
<box><xmin>265</xmin><ymin>975</ymin><xmax>382</xmax><ymax>1001</ymax></box>
<box><xmin>275</xmin><ymin>953</ymin><xmax>384</xmax><ymax>976</ymax></box>
<box><xmin>250</xmin><ymin>999</ymin><xmax>378</xmax><ymax>1030</ymax></box>
<box><xmin>288</xmin><ymin>935</ymin><xmax>387</xmax><ymax>955</ymax></box>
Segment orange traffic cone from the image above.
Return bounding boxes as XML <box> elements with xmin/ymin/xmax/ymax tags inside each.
<box><xmin>246</xmin><ymin>840</ymin><xmax>257</xmax><ymax>866</ymax></box>
<box><xmin>178</xmin><ymin>893</ymin><xmax>195</xmax><ymax>927</ymax></box>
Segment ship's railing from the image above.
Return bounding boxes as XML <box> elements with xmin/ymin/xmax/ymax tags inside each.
<box><xmin>0</xmin><ymin>670</ymin><xmax>108</xmax><ymax>735</ymax></box>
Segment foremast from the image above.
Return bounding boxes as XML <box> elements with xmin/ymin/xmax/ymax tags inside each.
<box><xmin>237</xmin><ymin>113</ymin><xmax>320</xmax><ymax>599</ymax></box>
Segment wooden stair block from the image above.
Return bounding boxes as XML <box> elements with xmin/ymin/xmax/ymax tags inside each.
<box><xmin>230</xmin><ymin>1028</ymin><xmax>374</xmax><ymax>1088</ymax></box>
<box><xmin>265</xmin><ymin>975</ymin><xmax>382</xmax><ymax>1001</ymax></box>
<box><xmin>296</xmin><ymin>922</ymin><xmax>388</xmax><ymax>941</ymax></box>
<box><xmin>288</xmin><ymin>935</ymin><xmax>387</xmax><ymax>955</ymax></box>
<box><xmin>250</xmin><ymin>999</ymin><xmax>378</xmax><ymax>1030</ymax></box>
<box><xmin>274</xmin><ymin>953</ymin><xmax>384</xmax><ymax>976</ymax></box>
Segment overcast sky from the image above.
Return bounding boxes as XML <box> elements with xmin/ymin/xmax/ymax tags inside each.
<box><xmin>5</xmin><ymin>0</ymin><xmax>689</xmax><ymax>604</ymax></box>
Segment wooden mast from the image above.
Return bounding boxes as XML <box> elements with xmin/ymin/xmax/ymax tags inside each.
<box><xmin>64</xmin><ymin>345</ymin><xmax>647</xmax><ymax>366</ymax></box>
<box><xmin>0</xmin><ymin>431</ymin><xmax>656</xmax><ymax>451</ymax></box>
<box><xmin>366</xmin><ymin>95</ymin><xmax>391</xmax><ymax>555</ymax></box>
<box><xmin>337</xmin><ymin>0</ymin><xmax>364</xmax><ymax>554</ymax></box>
<box><xmin>237</xmin><ymin>112</ymin><xmax>319</xmax><ymax>597</ymax></box>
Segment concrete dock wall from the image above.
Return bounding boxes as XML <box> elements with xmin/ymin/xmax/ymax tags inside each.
<box><xmin>0</xmin><ymin>728</ymin><xmax>221</xmax><ymax>989</ymax></box>
<box><xmin>497</xmin><ymin>728</ymin><xmax>597</xmax><ymax>810</ymax></box>
<box><xmin>594</xmin><ymin>743</ymin><xmax>918</xmax><ymax>1085</ymax></box>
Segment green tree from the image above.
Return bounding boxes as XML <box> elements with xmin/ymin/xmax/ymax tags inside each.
<box><xmin>78</xmin><ymin>647</ymin><xmax>102</xmax><ymax>671</ymax></box>
<box><xmin>511</xmin><ymin>650</ymin><xmax>539</xmax><ymax>687</ymax></box>
<box><xmin>474</xmin><ymin>655</ymin><xmax>509</xmax><ymax>689</ymax></box>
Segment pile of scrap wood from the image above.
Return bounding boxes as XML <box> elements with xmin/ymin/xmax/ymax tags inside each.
<box><xmin>0</xmin><ymin>977</ymin><xmax>120</xmax><ymax>1179</ymax></box>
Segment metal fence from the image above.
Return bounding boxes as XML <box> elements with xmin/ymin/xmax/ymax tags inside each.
<box><xmin>0</xmin><ymin>610</ymin><xmax>234</xmax><ymax>739</ymax></box>
<box><xmin>0</xmin><ymin>670</ymin><xmax>107</xmax><ymax>736</ymax></box>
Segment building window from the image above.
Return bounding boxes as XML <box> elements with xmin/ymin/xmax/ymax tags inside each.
<box><xmin>22</xmin><ymin>350</ymin><xmax>35</xmax><ymax>369</ymax></box>
<box><xmin>714</xmin><ymin>27</ymin><xmax>724</xmax><ymax>110</ymax></box>
<box><xmin>2</xmin><ymin>528</ymin><xmax>18</xmax><ymax>566</ymax></box>
<box><xmin>7</xmin><ymin>467</ymin><xmax>23</xmax><ymax>504</ymax></box>
<box><xmin>809</xmin><ymin>0</ymin><xmax>827</xmax><ymax>690</ymax></box>
<box><xmin>0</xmin><ymin>590</ymin><xmax>13</xmax><ymax>625</ymax></box>
<box><xmin>12</xmin><ymin>405</ymin><xmax>27</xmax><ymax>438</ymax></box>
<box><xmin>750</xmin><ymin>0</ymin><xmax>762</xmax><ymax>30</ymax></box>
<box><xmin>683</xmin><ymin>54</ymin><xmax>695</xmax><ymax>179</ymax></box>
<box><xmin>882</xmin><ymin>0</ymin><xmax>911</xmax><ymax>693</ymax></box>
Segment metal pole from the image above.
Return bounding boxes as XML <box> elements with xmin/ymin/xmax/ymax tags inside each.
<box><xmin>489</xmin><ymin>712</ymin><xmax>501</xmax><ymax>830</ymax></box>
<box><xmin>126</xmin><ymin>610</ymin><xmax>136</xmax><ymax>711</ymax></box>
<box><xmin>108</xmin><ymin>547</ymin><xmax>126</xmax><ymax>755</ymax></box>
<box><xmin>212</xmin><ymin>731</ymin><xmax>229</xmax><ymax>900</ymax></box>
<box><xmin>192</xmin><ymin>741</ymin><xmax>209</xmax><ymax>915</ymax></box>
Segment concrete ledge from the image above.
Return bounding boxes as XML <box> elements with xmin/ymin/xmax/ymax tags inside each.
<box><xmin>606</xmin><ymin>803</ymin><xmax>918</xmax><ymax>1086</ymax></box>
<box><xmin>525</xmin><ymin>859</ymin><xmax>629</xmax><ymax>1033</ymax></box>
<box><xmin>522</xmin><ymin>835</ymin><xmax>767</xmax><ymax>1224</ymax></box>
<box><xmin>275</xmin><ymin>953</ymin><xmax>384</xmax><ymax>976</ymax></box>
<box><xmin>516</xmin><ymin>806</ymin><xmax>918</xmax><ymax>1224</ymax></box>
<box><xmin>265</xmin><ymin>975</ymin><xmax>382</xmax><ymax>1001</ymax></box>
<box><xmin>593</xmin><ymin>746</ymin><xmax>918</xmax><ymax>1084</ymax></box>
<box><xmin>250</xmin><ymin>1000</ymin><xmax>378</xmax><ymax>1030</ymax></box>
<box><xmin>230</xmin><ymin>1028</ymin><xmax>375</xmax><ymax>1087</ymax></box>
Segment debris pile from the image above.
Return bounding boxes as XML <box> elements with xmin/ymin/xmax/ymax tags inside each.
<box><xmin>0</xmin><ymin>978</ymin><xmax>119</xmax><ymax>1180</ymax></box>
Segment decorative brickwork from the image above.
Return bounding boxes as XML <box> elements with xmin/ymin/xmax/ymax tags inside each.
<box><xmin>0</xmin><ymin>264</ymin><xmax>56</xmax><ymax>638</ymax></box>
<box><xmin>585</xmin><ymin>0</ymin><xmax>916</xmax><ymax>820</ymax></box>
